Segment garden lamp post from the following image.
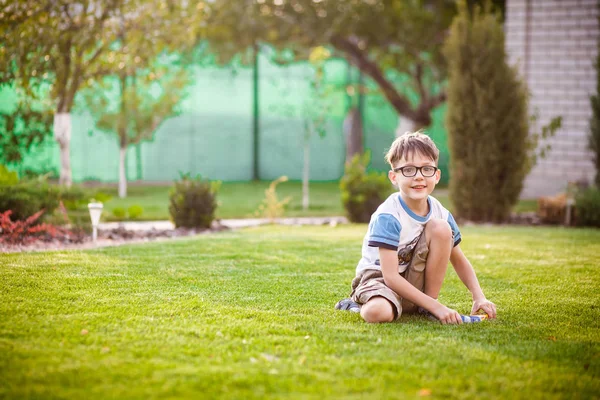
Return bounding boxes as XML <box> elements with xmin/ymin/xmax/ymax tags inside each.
<box><xmin>88</xmin><ymin>201</ymin><xmax>103</xmax><ymax>243</ymax></box>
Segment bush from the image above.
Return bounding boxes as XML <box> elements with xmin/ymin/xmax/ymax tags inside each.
<box><xmin>444</xmin><ymin>2</ymin><xmax>530</xmax><ymax>222</ymax></box>
<box><xmin>0</xmin><ymin>182</ymin><xmax>61</xmax><ymax>221</ymax></box>
<box><xmin>0</xmin><ymin>210</ymin><xmax>85</xmax><ymax>245</ymax></box>
<box><xmin>340</xmin><ymin>152</ymin><xmax>393</xmax><ymax>223</ymax></box>
<box><xmin>127</xmin><ymin>205</ymin><xmax>144</xmax><ymax>220</ymax></box>
<box><xmin>0</xmin><ymin>164</ymin><xmax>19</xmax><ymax>185</ymax></box>
<box><xmin>169</xmin><ymin>173</ymin><xmax>220</xmax><ymax>229</ymax></box>
<box><xmin>537</xmin><ymin>193</ymin><xmax>567</xmax><ymax>225</ymax></box>
<box><xmin>575</xmin><ymin>187</ymin><xmax>600</xmax><ymax>227</ymax></box>
<box><xmin>112</xmin><ymin>207</ymin><xmax>127</xmax><ymax>220</ymax></box>
<box><xmin>59</xmin><ymin>185</ymin><xmax>90</xmax><ymax>210</ymax></box>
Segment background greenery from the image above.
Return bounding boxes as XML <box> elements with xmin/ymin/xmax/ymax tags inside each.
<box><xmin>1</xmin><ymin>224</ymin><xmax>598</xmax><ymax>399</ymax></box>
<box><xmin>94</xmin><ymin>181</ymin><xmax>537</xmax><ymax>221</ymax></box>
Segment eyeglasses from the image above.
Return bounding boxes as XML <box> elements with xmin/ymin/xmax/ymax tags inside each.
<box><xmin>393</xmin><ymin>165</ymin><xmax>438</xmax><ymax>177</ymax></box>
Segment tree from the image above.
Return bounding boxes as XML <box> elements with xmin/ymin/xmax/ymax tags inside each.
<box><xmin>443</xmin><ymin>1</ymin><xmax>529</xmax><ymax>222</ymax></box>
<box><xmin>1</xmin><ymin>1</ymin><xmax>124</xmax><ymax>186</ymax></box>
<box><xmin>0</xmin><ymin>0</ymin><xmax>200</xmax><ymax>187</ymax></box>
<box><xmin>266</xmin><ymin>46</ymin><xmax>333</xmax><ymax>210</ymax></box>
<box><xmin>204</xmin><ymin>0</ymin><xmax>456</xmax><ymax>133</ymax></box>
<box><xmin>83</xmin><ymin>67</ymin><xmax>188</xmax><ymax>198</ymax></box>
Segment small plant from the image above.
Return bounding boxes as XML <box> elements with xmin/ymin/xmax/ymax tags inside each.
<box><xmin>575</xmin><ymin>187</ymin><xmax>600</xmax><ymax>227</ymax></box>
<box><xmin>340</xmin><ymin>152</ymin><xmax>393</xmax><ymax>223</ymax></box>
<box><xmin>112</xmin><ymin>207</ymin><xmax>127</xmax><ymax>220</ymax></box>
<box><xmin>0</xmin><ymin>164</ymin><xmax>19</xmax><ymax>185</ymax></box>
<box><xmin>253</xmin><ymin>176</ymin><xmax>292</xmax><ymax>222</ymax></box>
<box><xmin>127</xmin><ymin>205</ymin><xmax>144</xmax><ymax>220</ymax></box>
<box><xmin>169</xmin><ymin>173</ymin><xmax>220</xmax><ymax>229</ymax></box>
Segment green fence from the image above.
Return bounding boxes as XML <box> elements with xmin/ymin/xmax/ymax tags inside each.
<box><xmin>8</xmin><ymin>51</ymin><xmax>450</xmax><ymax>184</ymax></box>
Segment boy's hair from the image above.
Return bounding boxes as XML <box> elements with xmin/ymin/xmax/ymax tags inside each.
<box><xmin>384</xmin><ymin>131</ymin><xmax>439</xmax><ymax>167</ymax></box>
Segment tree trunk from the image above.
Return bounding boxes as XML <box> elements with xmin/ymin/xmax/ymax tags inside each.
<box><xmin>118</xmin><ymin>146</ymin><xmax>127</xmax><ymax>198</ymax></box>
<box><xmin>343</xmin><ymin>107</ymin><xmax>363</xmax><ymax>164</ymax></box>
<box><xmin>303</xmin><ymin>120</ymin><xmax>310</xmax><ymax>211</ymax></box>
<box><xmin>54</xmin><ymin>113</ymin><xmax>72</xmax><ymax>187</ymax></box>
<box><xmin>395</xmin><ymin>118</ymin><xmax>419</xmax><ymax>137</ymax></box>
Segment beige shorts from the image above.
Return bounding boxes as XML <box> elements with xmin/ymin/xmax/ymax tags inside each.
<box><xmin>350</xmin><ymin>231</ymin><xmax>429</xmax><ymax>320</ymax></box>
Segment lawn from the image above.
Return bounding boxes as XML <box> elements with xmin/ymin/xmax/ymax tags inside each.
<box><xmin>96</xmin><ymin>181</ymin><xmax>538</xmax><ymax>221</ymax></box>
<box><xmin>1</xmin><ymin>225</ymin><xmax>599</xmax><ymax>399</ymax></box>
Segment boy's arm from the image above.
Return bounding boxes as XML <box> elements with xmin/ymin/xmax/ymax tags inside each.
<box><xmin>379</xmin><ymin>248</ymin><xmax>463</xmax><ymax>325</ymax></box>
<box><xmin>449</xmin><ymin>245</ymin><xmax>497</xmax><ymax>318</ymax></box>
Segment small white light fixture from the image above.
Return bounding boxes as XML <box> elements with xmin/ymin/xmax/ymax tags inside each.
<box><xmin>88</xmin><ymin>201</ymin><xmax>104</xmax><ymax>243</ymax></box>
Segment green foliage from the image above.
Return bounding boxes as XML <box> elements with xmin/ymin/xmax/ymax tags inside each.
<box><xmin>444</xmin><ymin>1</ymin><xmax>530</xmax><ymax>223</ymax></box>
<box><xmin>93</xmin><ymin>191</ymin><xmax>113</xmax><ymax>205</ymax></box>
<box><xmin>127</xmin><ymin>205</ymin><xmax>144</xmax><ymax>220</ymax></box>
<box><xmin>340</xmin><ymin>152</ymin><xmax>393</xmax><ymax>223</ymax></box>
<box><xmin>112</xmin><ymin>207</ymin><xmax>127</xmax><ymax>220</ymax></box>
<box><xmin>589</xmin><ymin>29</ymin><xmax>600</xmax><ymax>187</ymax></box>
<box><xmin>0</xmin><ymin>164</ymin><xmax>19</xmax><ymax>185</ymax></box>
<box><xmin>575</xmin><ymin>187</ymin><xmax>600</xmax><ymax>227</ymax></box>
<box><xmin>59</xmin><ymin>186</ymin><xmax>90</xmax><ymax>211</ymax></box>
<box><xmin>169</xmin><ymin>173</ymin><xmax>220</xmax><ymax>229</ymax></box>
<box><xmin>253</xmin><ymin>176</ymin><xmax>292</xmax><ymax>222</ymax></box>
<box><xmin>206</xmin><ymin>0</ymin><xmax>456</xmax><ymax>126</ymax></box>
<box><xmin>0</xmin><ymin>182</ymin><xmax>61</xmax><ymax>221</ymax></box>
<box><xmin>0</xmin><ymin>101</ymin><xmax>53</xmax><ymax>165</ymax></box>
<box><xmin>83</xmin><ymin>67</ymin><xmax>190</xmax><ymax>148</ymax></box>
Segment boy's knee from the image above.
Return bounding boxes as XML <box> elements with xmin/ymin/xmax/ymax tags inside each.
<box><xmin>360</xmin><ymin>297</ymin><xmax>395</xmax><ymax>323</ymax></box>
<box><xmin>425</xmin><ymin>219</ymin><xmax>452</xmax><ymax>241</ymax></box>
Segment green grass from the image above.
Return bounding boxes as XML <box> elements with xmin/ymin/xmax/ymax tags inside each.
<box><xmin>1</xmin><ymin>225</ymin><xmax>599</xmax><ymax>399</ymax></box>
<box><xmin>96</xmin><ymin>182</ymin><xmax>537</xmax><ymax>221</ymax></box>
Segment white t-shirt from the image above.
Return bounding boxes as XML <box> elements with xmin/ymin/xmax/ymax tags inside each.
<box><xmin>356</xmin><ymin>193</ymin><xmax>461</xmax><ymax>274</ymax></box>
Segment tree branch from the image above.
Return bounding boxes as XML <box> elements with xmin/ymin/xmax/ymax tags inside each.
<box><xmin>331</xmin><ymin>35</ymin><xmax>418</xmax><ymax>122</ymax></box>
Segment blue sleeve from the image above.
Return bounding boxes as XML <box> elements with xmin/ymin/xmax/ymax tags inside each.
<box><xmin>447</xmin><ymin>213</ymin><xmax>462</xmax><ymax>247</ymax></box>
<box><xmin>367</xmin><ymin>213</ymin><xmax>401</xmax><ymax>250</ymax></box>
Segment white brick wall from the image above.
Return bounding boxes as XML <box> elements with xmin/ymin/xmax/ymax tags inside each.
<box><xmin>505</xmin><ymin>0</ymin><xmax>599</xmax><ymax>198</ymax></box>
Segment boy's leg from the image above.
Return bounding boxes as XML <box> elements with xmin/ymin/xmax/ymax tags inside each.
<box><xmin>402</xmin><ymin>219</ymin><xmax>453</xmax><ymax>313</ymax></box>
<box><xmin>350</xmin><ymin>270</ymin><xmax>403</xmax><ymax>323</ymax></box>
<box><xmin>360</xmin><ymin>296</ymin><xmax>395</xmax><ymax>323</ymax></box>
<box><xmin>422</xmin><ymin>219</ymin><xmax>453</xmax><ymax>299</ymax></box>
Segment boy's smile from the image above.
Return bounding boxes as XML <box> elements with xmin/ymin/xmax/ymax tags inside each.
<box><xmin>388</xmin><ymin>152</ymin><xmax>441</xmax><ymax>214</ymax></box>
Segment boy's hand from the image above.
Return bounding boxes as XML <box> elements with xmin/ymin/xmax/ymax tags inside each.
<box><xmin>471</xmin><ymin>299</ymin><xmax>497</xmax><ymax>319</ymax></box>
<box><xmin>431</xmin><ymin>304</ymin><xmax>463</xmax><ymax>325</ymax></box>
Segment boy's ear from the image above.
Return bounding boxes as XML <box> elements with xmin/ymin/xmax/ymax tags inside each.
<box><xmin>388</xmin><ymin>170</ymin><xmax>397</xmax><ymax>186</ymax></box>
<box><xmin>435</xmin><ymin>168</ymin><xmax>441</xmax><ymax>184</ymax></box>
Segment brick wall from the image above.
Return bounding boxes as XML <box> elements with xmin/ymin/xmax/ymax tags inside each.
<box><xmin>505</xmin><ymin>0</ymin><xmax>599</xmax><ymax>198</ymax></box>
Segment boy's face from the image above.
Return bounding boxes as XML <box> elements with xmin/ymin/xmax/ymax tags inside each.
<box><xmin>388</xmin><ymin>151</ymin><xmax>441</xmax><ymax>202</ymax></box>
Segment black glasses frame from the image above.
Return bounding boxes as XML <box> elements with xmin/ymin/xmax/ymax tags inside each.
<box><xmin>393</xmin><ymin>166</ymin><xmax>438</xmax><ymax>177</ymax></box>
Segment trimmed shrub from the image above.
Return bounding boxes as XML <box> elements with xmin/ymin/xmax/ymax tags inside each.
<box><xmin>340</xmin><ymin>152</ymin><xmax>393</xmax><ymax>223</ymax></box>
<box><xmin>127</xmin><ymin>205</ymin><xmax>144</xmax><ymax>220</ymax></box>
<box><xmin>575</xmin><ymin>187</ymin><xmax>600</xmax><ymax>227</ymax></box>
<box><xmin>169</xmin><ymin>173</ymin><xmax>220</xmax><ymax>229</ymax></box>
<box><xmin>0</xmin><ymin>182</ymin><xmax>61</xmax><ymax>221</ymax></box>
<box><xmin>444</xmin><ymin>1</ymin><xmax>530</xmax><ymax>222</ymax></box>
<box><xmin>112</xmin><ymin>207</ymin><xmax>126</xmax><ymax>220</ymax></box>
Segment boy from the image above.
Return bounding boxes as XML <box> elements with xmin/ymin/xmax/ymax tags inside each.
<box><xmin>336</xmin><ymin>132</ymin><xmax>496</xmax><ymax>325</ymax></box>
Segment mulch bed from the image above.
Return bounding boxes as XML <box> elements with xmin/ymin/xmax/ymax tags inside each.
<box><xmin>1</xmin><ymin>224</ymin><xmax>230</xmax><ymax>254</ymax></box>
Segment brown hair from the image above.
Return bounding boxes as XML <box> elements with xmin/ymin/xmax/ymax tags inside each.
<box><xmin>384</xmin><ymin>131</ymin><xmax>439</xmax><ymax>167</ymax></box>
